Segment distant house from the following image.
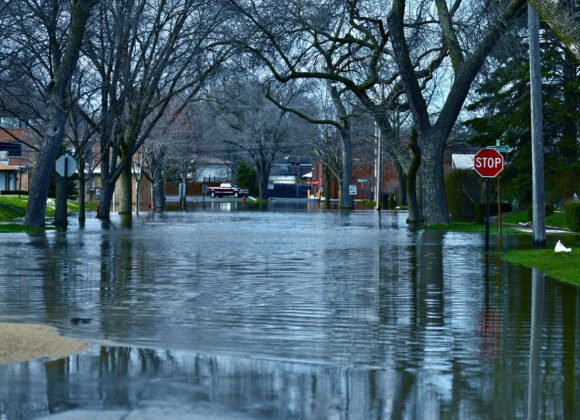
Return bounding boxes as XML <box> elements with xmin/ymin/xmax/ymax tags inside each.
<box><xmin>0</xmin><ymin>160</ymin><xmax>18</xmax><ymax>191</ymax></box>
<box><xmin>193</xmin><ymin>156</ymin><xmax>232</xmax><ymax>182</ymax></box>
<box><xmin>452</xmin><ymin>154</ymin><xmax>475</xmax><ymax>170</ymax></box>
<box><xmin>269</xmin><ymin>156</ymin><xmax>312</xmax><ymax>185</ymax></box>
<box><xmin>0</xmin><ymin>126</ymin><xmax>36</xmax><ymax>193</ymax></box>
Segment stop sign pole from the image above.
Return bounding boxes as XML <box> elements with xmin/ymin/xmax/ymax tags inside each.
<box><xmin>474</xmin><ymin>149</ymin><xmax>504</xmax><ymax>251</ymax></box>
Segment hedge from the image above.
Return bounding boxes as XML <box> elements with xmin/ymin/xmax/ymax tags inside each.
<box><xmin>527</xmin><ymin>204</ymin><xmax>554</xmax><ymax>221</ymax></box>
<box><xmin>476</xmin><ymin>202</ymin><xmax>513</xmax><ymax>223</ymax></box>
<box><xmin>565</xmin><ymin>202</ymin><xmax>580</xmax><ymax>232</ymax></box>
<box><xmin>445</xmin><ymin>170</ymin><xmax>480</xmax><ymax>221</ymax></box>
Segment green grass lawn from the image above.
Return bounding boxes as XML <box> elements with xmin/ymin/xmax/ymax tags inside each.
<box><xmin>425</xmin><ymin>221</ymin><xmax>523</xmax><ymax>235</ymax></box>
<box><xmin>0</xmin><ymin>196</ymin><xmax>27</xmax><ymax>221</ymax></box>
<box><xmin>503</xmin><ymin>249</ymin><xmax>580</xmax><ymax>285</ymax></box>
<box><xmin>503</xmin><ymin>210</ymin><xmax>569</xmax><ymax>230</ymax></box>
<box><xmin>0</xmin><ymin>195</ymin><xmax>86</xmax><ymax>230</ymax></box>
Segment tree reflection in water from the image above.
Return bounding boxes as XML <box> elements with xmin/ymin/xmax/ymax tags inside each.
<box><xmin>0</xmin><ymin>211</ymin><xmax>578</xmax><ymax>419</ymax></box>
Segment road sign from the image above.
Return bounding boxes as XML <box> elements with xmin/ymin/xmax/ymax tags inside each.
<box><xmin>349</xmin><ymin>185</ymin><xmax>357</xmax><ymax>195</ymax></box>
<box><xmin>473</xmin><ymin>149</ymin><xmax>504</xmax><ymax>178</ymax></box>
<box><xmin>487</xmin><ymin>145</ymin><xmax>512</xmax><ymax>153</ymax></box>
<box><xmin>311</xmin><ymin>179</ymin><xmax>319</xmax><ymax>187</ymax></box>
<box><xmin>55</xmin><ymin>155</ymin><xmax>76</xmax><ymax>178</ymax></box>
<box><xmin>358</xmin><ymin>178</ymin><xmax>368</xmax><ymax>183</ymax></box>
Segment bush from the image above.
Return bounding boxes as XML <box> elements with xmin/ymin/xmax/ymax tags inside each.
<box><xmin>445</xmin><ymin>170</ymin><xmax>480</xmax><ymax>221</ymax></box>
<box><xmin>527</xmin><ymin>204</ymin><xmax>554</xmax><ymax>221</ymax></box>
<box><xmin>388</xmin><ymin>193</ymin><xmax>397</xmax><ymax>209</ymax></box>
<box><xmin>235</xmin><ymin>162</ymin><xmax>258</xmax><ymax>196</ymax></box>
<box><xmin>564</xmin><ymin>202</ymin><xmax>580</xmax><ymax>232</ymax></box>
<box><xmin>476</xmin><ymin>202</ymin><xmax>513</xmax><ymax>223</ymax></box>
<box><xmin>0</xmin><ymin>190</ymin><xmax>28</xmax><ymax>196</ymax></box>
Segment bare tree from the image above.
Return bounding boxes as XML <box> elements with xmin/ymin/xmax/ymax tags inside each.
<box><xmin>1</xmin><ymin>0</ymin><xmax>98</xmax><ymax>227</ymax></box>
<box><xmin>226</xmin><ymin>0</ymin><xmax>422</xmax><ymax>219</ymax></box>
<box><xmin>387</xmin><ymin>0</ymin><xmax>527</xmax><ymax>224</ymax></box>
<box><xmin>229</xmin><ymin>0</ymin><xmax>530</xmax><ymax>224</ymax></box>
<box><xmin>211</xmin><ymin>79</ymin><xmax>312</xmax><ymax>199</ymax></box>
<box><xmin>528</xmin><ymin>0</ymin><xmax>580</xmax><ymax>59</ymax></box>
<box><xmin>267</xmin><ymin>80</ymin><xmax>361</xmax><ymax>208</ymax></box>
<box><xmin>82</xmin><ymin>0</ymin><xmax>233</xmax><ymax>226</ymax></box>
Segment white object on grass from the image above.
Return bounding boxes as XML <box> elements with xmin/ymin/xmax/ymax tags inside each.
<box><xmin>554</xmin><ymin>240</ymin><xmax>572</xmax><ymax>253</ymax></box>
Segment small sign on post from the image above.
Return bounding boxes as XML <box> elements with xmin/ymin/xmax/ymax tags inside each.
<box><xmin>474</xmin><ymin>148</ymin><xmax>504</xmax><ymax>251</ymax></box>
<box><xmin>474</xmin><ymin>149</ymin><xmax>504</xmax><ymax>178</ymax></box>
<box><xmin>55</xmin><ymin>155</ymin><xmax>76</xmax><ymax>178</ymax></box>
<box><xmin>311</xmin><ymin>179</ymin><xmax>319</xmax><ymax>187</ymax></box>
<box><xmin>349</xmin><ymin>185</ymin><xmax>357</xmax><ymax>196</ymax></box>
<box><xmin>54</xmin><ymin>154</ymin><xmax>76</xmax><ymax>228</ymax></box>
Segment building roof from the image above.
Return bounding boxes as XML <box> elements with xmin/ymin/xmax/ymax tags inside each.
<box><xmin>0</xmin><ymin>163</ymin><xmax>19</xmax><ymax>171</ymax></box>
<box><xmin>0</xmin><ymin>128</ymin><xmax>27</xmax><ymax>142</ymax></box>
<box><xmin>452</xmin><ymin>154</ymin><xmax>475</xmax><ymax>170</ymax></box>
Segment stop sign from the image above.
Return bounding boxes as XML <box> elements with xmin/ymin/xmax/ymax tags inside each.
<box><xmin>311</xmin><ymin>179</ymin><xmax>319</xmax><ymax>187</ymax></box>
<box><xmin>473</xmin><ymin>149</ymin><xmax>504</xmax><ymax>178</ymax></box>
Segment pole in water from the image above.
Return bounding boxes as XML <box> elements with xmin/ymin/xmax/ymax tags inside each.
<box><xmin>485</xmin><ymin>178</ymin><xmax>490</xmax><ymax>252</ymax></box>
<box><xmin>497</xmin><ymin>177</ymin><xmax>502</xmax><ymax>235</ymax></box>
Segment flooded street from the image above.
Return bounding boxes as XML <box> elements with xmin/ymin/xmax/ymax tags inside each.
<box><xmin>1</xmin><ymin>205</ymin><xmax>579</xmax><ymax>419</ymax></box>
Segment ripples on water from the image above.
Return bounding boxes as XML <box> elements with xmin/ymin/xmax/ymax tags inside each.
<box><xmin>1</xmin><ymin>207</ymin><xmax>579</xmax><ymax>419</ymax></box>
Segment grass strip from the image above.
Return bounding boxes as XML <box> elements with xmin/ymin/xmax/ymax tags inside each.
<box><xmin>425</xmin><ymin>221</ymin><xmax>523</xmax><ymax>235</ymax></box>
<box><xmin>502</xmin><ymin>248</ymin><xmax>580</xmax><ymax>285</ymax></box>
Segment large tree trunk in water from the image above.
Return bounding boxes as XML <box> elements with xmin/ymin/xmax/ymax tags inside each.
<box><xmin>406</xmin><ymin>130</ymin><xmax>423</xmax><ymax>224</ymax></box>
<box><xmin>97</xmin><ymin>181</ymin><xmax>114</xmax><ymax>219</ymax></box>
<box><xmin>118</xmin><ymin>165</ymin><xmax>132</xmax><ymax>228</ymax></box>
<box><xmin>25</xmin><ymin>124</ymin><xmax>65</xmax><ymax>226</ymax></box>
<box><xmin>254</xmin><ymin>157</ymin><xmax>271</xmax><ymax>200</ymax></box>
<box><xmin>24</xmin><ymin>0</ymin><xmax>97</xmax><ymax>227</ymax></box>
<box><xmin>324</xmin><ymin>166</ymin><xmax>331</xmax><ymax>208</ymax></box>
<box><xmin>393</xmin><ymin>162</ymin><xmax>407</xmax><ymax>207</ymax></box>
<box><xmin>152</xmin><ymin>178</ymin><xmax>165</xmax><ymax>212</ymax></box>
<box><xmin>339</xmin><ymin>126</ymin><xmax>354</xmax><ymax>209</ymax></box>
<box><xmin>135</xmin><ymin>178</ymin><xmax>141</xmax><ymax>214</ymax></box>
<box><xmin>78</xmin><ymin>169</ymin><xmax>86</xmax><ymax>226</ymax></box>
<box><xmin>420</xmin><ymin>134</ymin><xmax>449</xmax><ymax>225</ymax></box>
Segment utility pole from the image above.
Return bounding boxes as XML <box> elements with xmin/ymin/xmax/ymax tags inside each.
<box><xmin>529</xmin><ymin>5</ymin><xmax>546</xmax><ymax>248</ymax></box>
<box><xmin>374</xmin><ymin>125</ymin><xmax>383</xmax><ymax>211</ymax></box>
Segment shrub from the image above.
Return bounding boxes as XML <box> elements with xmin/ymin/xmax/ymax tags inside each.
<box><xmin>445</xmin><ymin>169</ymin><xmax>480</xmax><ymax>221</ymax></box>
<box><xmin>527</xmin><ymin>204</ymin><xmax>554</xmax><ymax>221</ymax></box>
<box><xmin>388</xmin><ymin>193</ymin><xmax>397</xmax><ymax>209</ymax></box>
<box><xmin>235</xmin><ymin>162</ymin><xmax>258</xmax><ymax>196</ymax></box>
<box><xmin>564</xmin><ymin>202</ymin><xmax>580</xmax><ymax>232</ymax></box>
<box><xmin>476</xmin><ymin>202</ymin><xmax>513</xmax><ymax>223</ymax></box>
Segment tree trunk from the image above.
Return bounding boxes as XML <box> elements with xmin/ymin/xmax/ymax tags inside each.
<box><xmin>324</xmin><ymin>166</ymin><xmax>331</xmax><ymax>207</ymax></box>
<box><xmin>394</xmin><ymin>161</ymin><xmax>407</xmax><ymax>207</ymax></box>
<box><xmin>339</xmin><ymin>126</ymin><xmax>354</xmax><ymax>209</ymax></box>
<box><xmin>78</xmin><ymin>162</ymin><xmax>86</xmax><ymax>226</ymax></box>
<box><xmin>24</xmin><ymin>0</ymin><xmax>97</xmax><ymax>227</ymax></box>
<box><xmin>118</xmin><ymin>165</ymin><xmax>132</xmax><ymax>227</ymax></box>
<box><xmin>406</xmin><ymin>135</ymin><xmax>423</xmax><ymax>224</ymax></box>
<box><xmin>254</xmin><ymin>156</ymin><xmax>271</xmax><ymax>200</ymax></box>
<box><xmin>135</xmin><ymin>177</ymin><xmax>141</xmax><ymax>214</ymax></box>
<box><xmin>420</xmin><ymin>132</ymin><xmax>449</xmax><ymax>225</ymax></box>
<box><xmin>97</xmin><ymin>181</ymin><xmax>114</xmax><ymax>219</ymax></box>
<box><xmin>179</xmin><ymin>174</ymin><xmax>187</xmax><ymax>211</ymax></box>
<box><xmin>152</xmin><ymin>178</ymin><xmax>166</xmax><ymax>212</ymax></box>
<box><xmin>25</xmin><ymin>125</ymin><xmax>65</xmax><ymax>226</ymax></box>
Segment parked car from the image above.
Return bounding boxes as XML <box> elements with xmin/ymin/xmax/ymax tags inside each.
<box><xmin>206</xmin><ymin>183</ymin><xmax>249</xmax><ymax>198</ymax></box>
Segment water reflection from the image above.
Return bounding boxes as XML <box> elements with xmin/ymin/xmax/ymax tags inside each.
<box><xmin>0</xmin><ymin>209</ymin><xmax>579</xmax><ymax>419</ymax></box>
<box><xmin>527</xmin><ymin>268</ymin><xmax>544</xmax><ymax>420</ymax></box>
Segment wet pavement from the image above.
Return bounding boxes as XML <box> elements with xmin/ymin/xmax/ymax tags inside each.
<box><xmin>1</xmin><ymin>203</ymin><xmax>580</xmax><ymax>419</ymax></box>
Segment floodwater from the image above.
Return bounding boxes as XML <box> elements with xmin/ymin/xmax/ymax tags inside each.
<box><xmin>0</xmin><ymin>202</ymin><xmax>579</xmax><ymax>419</ymax></box>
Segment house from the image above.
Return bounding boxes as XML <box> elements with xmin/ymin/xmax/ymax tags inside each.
<box><xmin>269</xmin><ymin>156</ymin><xmax>312</xmax><ymax>185</ymax></box>
<box><xmin>0</xmin><ymin>127</ymin><xmax>36</xmax><ymax>193</ymax></box>
<box><xmin>310</xmin><ymin>136</ymin><xmax>479</xmax><ymax>202</ymax></box>
<box><xmin>193</xmin><ymin>156</ymin><xmax>232</xmax><ymax>182</ymax></box>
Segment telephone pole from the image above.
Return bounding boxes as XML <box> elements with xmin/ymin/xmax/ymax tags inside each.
<box><xmin>529</xmin><ymin>5</ymin><xmax>546</xmax><ymax>248</ymax></box>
